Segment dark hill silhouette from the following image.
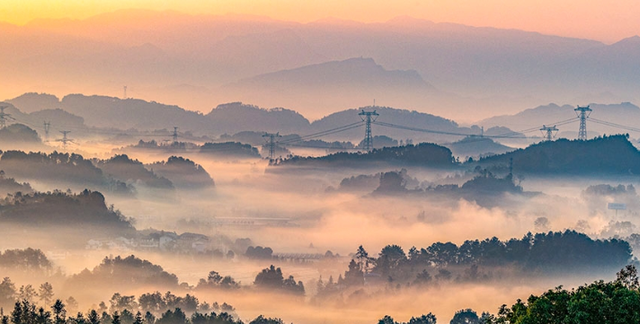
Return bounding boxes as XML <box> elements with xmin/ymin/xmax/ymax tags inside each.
<box><xmin>199</xmin><ymin>142</ymin><xmax>261</xmax><ymax>159</ymax></box>
<box><xmin>445</xmin><ymin>136</ymin><xmax>515</xmax><ymax>159</ymax></box>
<box><xmin>0</xmin><ymin>151</ymin><xmax>132</xmax><ymax>194</ymax></box>
<box><xmin>147</xmin><ymin>156</ymin><xmax>215</xmax><ymax>189</ymax></box>
<box><xmin>0</xmin><ymin>100</ymin><xmax>87</xmax><ymax>140</ymax></box>
<box><xmin>478</xmin><ymin>102</ymin><xmax>640</xmax><ymax>139</ymax></box>
<box><xmin>6</xmin><ymin>92</ymin><xmax>60</xmax><ymax>113</ymax></box>
<box><xmin>66</xmin><ymin>255</ymin><xmax>179</xmax><ymax>292</ymax></box>
<box><xmin>0</xmin><ymin>189</ymin><xmax>135</xmax><ymax>234</ymax></box>
<box><xmin>205</xmin><ymin>102</ymin><xmax>310</xmax><ymax>135</ymax></box>
<box><xmin>29</xmin><ymin>108</ymin><xmax>85</xmax><ymax>131</ymax></box>
<box><xmin>60</xmin><ymin>94</ymin><xmax>208</xmax><ymax>131</ymax></box>
<box><xmin>309</xmin><ymin>106</ymin><xmax>471</xmax><ymax>143</ymax></box>
<box><xmin>97</xmin><ymin>154</ymin><xmax>174</xmax><ymax>190</ymax></box>
<box><xmin>0</xmin><ymin>172</ymin><xmax>33</xmax><ymax>197</ymax></box>
<box><xmin>0</xmin><ymin>124</ymin><xmax>41</xmax><ymax>143</ymax></box>
<box><xmin>477</xmin><ymin>134</ymin><xmax>640</xmax><ymax>175</ymax></box>
<box><xmin>275</xmin><ymin>143</ymin><xmax>455</xmax><ymax>169</ymax></box>
<box><xmin>7</xmin><ymin>93</ymin><xmax>522</xmax><ymax>145</ymax></box>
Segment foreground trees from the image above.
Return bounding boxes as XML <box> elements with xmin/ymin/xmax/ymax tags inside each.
<box><xmin>0</xmin><ymin>299</ymin><xmax>259</xmax><ymax>324</ymax></box>
<box><xmin>484</xmin><ymin>265</ymin><xmax>640</xmax><ymax>324</ymax></box>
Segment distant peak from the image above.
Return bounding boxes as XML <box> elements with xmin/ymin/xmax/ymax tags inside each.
<box><xmin>611</xmin><ymin>35</ymin><xmax>640</xmax><ymax>46</ymax></box>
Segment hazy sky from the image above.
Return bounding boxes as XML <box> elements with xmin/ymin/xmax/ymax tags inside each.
<box><xmin>1</xmin><ymin>0</ymin><xmax>639</xmax><ymax>43</ymax></box>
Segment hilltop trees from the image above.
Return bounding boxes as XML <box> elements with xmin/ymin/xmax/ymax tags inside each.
<box><xmin>254</xmin><ymin>266</ymin><xmax>304</xmax><ymax>295</ymax></box>
<box><xmin>318</xmin><ymin>231</ymin><xmax>632</xmax><ymax>293</ymax></box>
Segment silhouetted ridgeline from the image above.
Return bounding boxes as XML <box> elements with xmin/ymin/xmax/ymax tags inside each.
<box><xmin>148</xmin><ymin>156</ymin><xmax>214</xmax><ymax>189</ymax></box>
<box><xmin>67</xmin><ymin>255</ymin><xmax>179</xmax><ymax>292</ymax></box>
<box><xmin>0</xmin><ymin>151</ymin><xmax>132</xmax><ymax>194</ymax></box>
<box><xmin>6</xmin><ymin>93</ymin><xmax>522</xmax><ymax>144</ymax></box>
<box><xmin>0</xmin><ymin>171</ymin><xmax>33</xmax><ymax>196</ymax></box>
<box><xmin>205</xmin><ymin>102</ymin><xmax>310</xmax><ymax>135</ymax></box>
<box><xmin>199</xmin><ymin>142</ymin><xmax>261</xmax><ymax>158</ymax></box>
<box><xmin>0</xmin><ymin>189</ymin><xmax>135</xmax><ymax>234</ymax></box>
<box><xmin>445</xmin><ymin>136</ymin><xmax>514</xmax><ymax>159</ymax></box>
<box><xmin>97</xmin><ymin>154</ymin><xmax>175</xmax><ymax>190</ymax></box>
<box><xmin>321</xmin><ymin>231</ymin><xmax>631</xmax><ymax>292</ymax></box>
<box><xmin>274</xmin><ymin>143</ymin><xmax>456</xmax><ymax>168</ymax></box>
<box><xmin>0</xmin><ymin>248</ymin><xmax>52</xmax><ymax>273</ymax></box>
<box><xmin>477</xmin><ymin>135</ymin><xmax>640</xmax><ymax>175</ymax></box>
<box><xmin>0</xmin><ymin>124</ymin><xmax>41</xmax><ymax>143</ymax></box>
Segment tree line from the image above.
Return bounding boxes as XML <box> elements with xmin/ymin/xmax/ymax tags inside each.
<box><xmin>316</xmin><ymin>231</ymin><xmax>631</xmax><ymax>295</ymax></box>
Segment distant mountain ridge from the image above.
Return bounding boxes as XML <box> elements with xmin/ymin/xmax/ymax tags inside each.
<box><xmin>5</xmin><ymin>93</ymin><xmax>494</xmax><ymax>144</ymax></box>
<box><xmin>3</xmin><ymin>9</ymin><xmax>640</xmax><ymax>120</ymax></box>
<box><xmin>478</xmin><ymin>102</ymin><xmax>640</xmax><ymax>139</ymax></box>
<box><xmin>221</xmin><ymin>57</ymin><xmax>439</xmax><ymax>118</ymax></box>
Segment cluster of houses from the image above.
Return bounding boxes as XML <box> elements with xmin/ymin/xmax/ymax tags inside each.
<box><xmin>85</xmin><ymin>231</ymin><xmax>230</xmax><ymax>255</ymax></box>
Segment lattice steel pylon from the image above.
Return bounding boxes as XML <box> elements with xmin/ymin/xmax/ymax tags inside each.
<box><xmin>540</xmin><ymin>125</ymin><xmax>558</xmax><ymax>141</ymax></box>
<box><xmin>262</xmin><ymin>132</ymin><xmax>281</xmax><ymax>160</ymax></box>
<box><xmin>57</xmin><ymin>130</ymin><xmax>73</xmax><ymax>150</ymax></box>
<box><xmin>574</xmin><ymin>105</ymin><xmax>592</xmax><ymax>140</ymax></box>
<box><xmin>359</xmin><ymin>109</ymin><xmax>379</xmax><ymax>152</ymax></box>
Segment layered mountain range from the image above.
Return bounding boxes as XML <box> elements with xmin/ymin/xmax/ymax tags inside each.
<box><xmin>2</xmin><ymin>10</ymin><xmax>640</xmax><ymax>120</ymax></box>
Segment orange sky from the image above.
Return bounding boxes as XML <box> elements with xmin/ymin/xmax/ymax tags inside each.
<box><xmin>0</xmin><ymin>0</ymin><xmax>638</xmax><ymax>43</ymax></box>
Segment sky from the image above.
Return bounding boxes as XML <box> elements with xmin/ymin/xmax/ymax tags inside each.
<box><xmin>1</xmin><ymin>0</ymin><xmax>639</xmax><ymax>43</ymax></box>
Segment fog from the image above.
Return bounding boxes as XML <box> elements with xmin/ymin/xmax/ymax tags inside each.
<box><xmin>1</xmin><ymin>134</ymin><xmax>637</xmax><ymax>324</ymax></box>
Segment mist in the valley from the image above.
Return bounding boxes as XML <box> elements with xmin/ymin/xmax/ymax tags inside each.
<box><xmin>3</xmin><ymin>8</ymin><xmax>640</xmax><ymax>323</ymax></box>
<box><xmin>1</xmin><ymin>135</ymin><xmax>638</xmax><ymax>323</ymax></box>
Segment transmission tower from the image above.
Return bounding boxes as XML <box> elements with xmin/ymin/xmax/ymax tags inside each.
<box><xmin>57</xmin><ymin>131</ymin><xmax>73</xmax><ymax>150</ymax></box>
<box><xmin>43</xmin><ymin>121</ymin><xmax>51</xmax><ymax>142</ymax></box>
<box><xmin>359</xmin><ymin>109</ymin><xmax>379</xmax><ymax>152</ymax></box>
<box><xmin>262</xmin><ymin>132</ymin><xmax>281</xmax><ymax>160</ymax></box>
<box><xmin>123</xmin><ymin>86</ymin><xmax>127</xmax><ymax>99</ymax></box>
<box><xmin>540</xmin><ymin>125</ymin><xmax>558</xmax><ymax>141</ymax></box>
<box><xmin>574</xmin><ymin>105</ymin><xmax>592</xmax><ymax>140</ymax></box>
<box><xmin>0</xmin><ymin>106</ymin><xmax>14</xmax><ymax>129</ymax></box>
<box><xmin>172</xmin><ymin>127</ymin><xmax>179</xmax><ymax>144</ymax></box>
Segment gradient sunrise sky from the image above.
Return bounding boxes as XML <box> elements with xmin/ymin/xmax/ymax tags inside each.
<box><xmin>1</xmin><ymin>0</ymin><xmax>638</xmax><ymax>43</ymax></box>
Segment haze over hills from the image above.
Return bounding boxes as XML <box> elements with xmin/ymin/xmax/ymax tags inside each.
<box><xmin>2</xmin><ymin>9</ymin><xmax>640</xmax><ymax>120</ymax></box>
<box><xmin>221</xmin><ymin>58</ymin><xmax>439</xmax><ymax>118</ymax></box>
<box><xmin>3</xmin><ymin>93</ymin><xmax>492</xmax><ymax>144</ymax></box>
<box><xmin>478</xmin><ymin>102</ymin><xmax>640</xmax><ymax>139</ymax></box>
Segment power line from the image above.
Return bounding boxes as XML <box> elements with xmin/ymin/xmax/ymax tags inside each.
<box><xmin>589</xmin><ymin>118</ymin><xmax>640</xmax><ymax>133</ymax></box>
<box><xmin>279</xmin><ymin>121</ymin><xmax>365</xmax><ymax>144</ymax></box>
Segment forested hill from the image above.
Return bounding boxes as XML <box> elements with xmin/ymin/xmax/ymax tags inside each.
<box><xmin>274</xmin><ymin>143</ymin><xmax>456</xmax><ymax>169</ymax></box>
<box><xmin>477</xmin><ymin>134</ymin><xmax>640</xmax><ymax>175</ymax></box>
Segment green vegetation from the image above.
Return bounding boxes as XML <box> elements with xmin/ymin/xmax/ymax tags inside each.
<box><xmin>484</xmin><ymin>265</ymin><xmax>640</xmax><ymax>324</ymax></box>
